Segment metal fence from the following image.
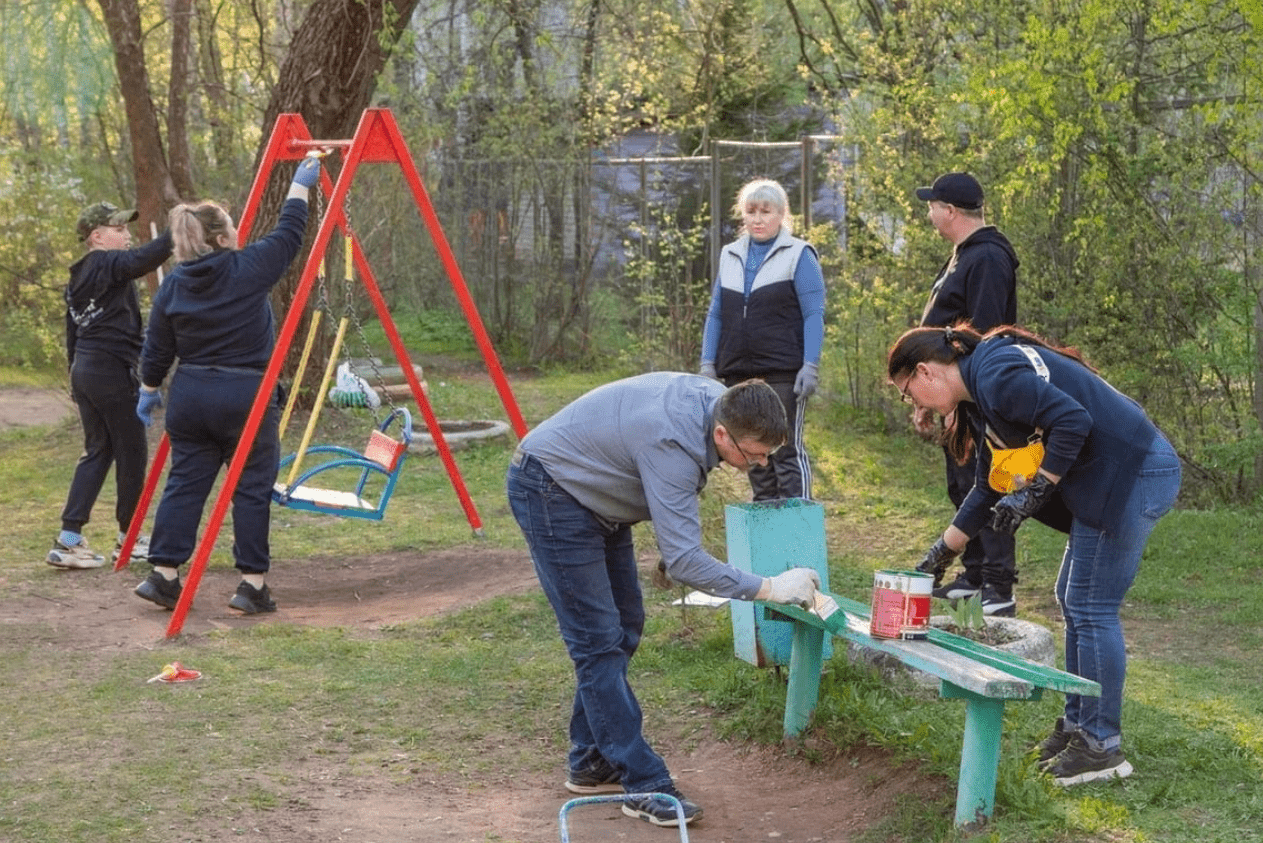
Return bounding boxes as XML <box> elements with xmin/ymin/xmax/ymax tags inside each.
<box><xmin>355</xmin><ymin>135</ymin><xmax>850</xmax><ymax>364</ymax></box>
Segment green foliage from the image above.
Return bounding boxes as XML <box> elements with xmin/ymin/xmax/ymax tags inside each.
<box><xmin>0</xmin><ymin>146</ymin><xmax>95</xmax><ymax>368</ymax></box>
<box><xmin>617</xmin><ymin>200</ymin><xmax>711</xmax><ymax>371</ymax></box>
<box><xmin>941</xmin><ymin>591</ymin><xmax>986</xmax><ymax>631</ymax></box>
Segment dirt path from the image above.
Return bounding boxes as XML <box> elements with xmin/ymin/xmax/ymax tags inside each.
<box><xmin>3</xmin><ymin>388</ymin><xmax>951</xmax><ymax>842</ymax></box>
<box><xmin>0</xmin><ymin>386</ymin><xmax>74</xmax><ymax>430</ymax></box>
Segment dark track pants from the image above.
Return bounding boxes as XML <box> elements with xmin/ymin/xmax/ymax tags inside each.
<box><xmin>148</xmin><ymin>367</ymin><xmax>280</xmax><ymax>575</ymax></box>
<box><xmin>60</xmin><ymin>351</ymin><xmax>148</xmax><ymax>534</ymax></box>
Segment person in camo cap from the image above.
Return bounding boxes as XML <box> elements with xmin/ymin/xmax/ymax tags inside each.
<box><xmin>47</xmin><ymin>201</ymin><xmax>172</xmax><ymax>570</ymax></box>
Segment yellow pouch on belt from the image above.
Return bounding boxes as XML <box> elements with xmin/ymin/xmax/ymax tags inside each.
<box><xmin>987</xmin><ymin>435</ymin><xmax>1044</xmax><ymax>494</ymax></box>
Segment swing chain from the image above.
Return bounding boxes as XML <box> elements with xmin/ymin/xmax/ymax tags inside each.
<box><xmin>339</xmin><ymin>197</ymin><xmax>400</xmax><ymax>421</ymax></box>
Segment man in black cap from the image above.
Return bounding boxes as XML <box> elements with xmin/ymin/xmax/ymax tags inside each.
<box><xmin>911</xmin><ymin>172</ymin><xmax>1020</xmax><ymax>616</ymax></box>
<box><xmin>47</xmin><ymin>202</ymin><xmax>172</xmax><ymax>569</ymax></box>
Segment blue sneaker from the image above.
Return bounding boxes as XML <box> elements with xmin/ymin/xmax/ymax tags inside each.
<box><xmin>622</xmin><ymin>785</ymin><xmax>702</xmax><ymax>827</ymax></box>
<box><xmin>565</xmin><ymin>759</ymin><xmax>622</xmax><ymax>794</ymax></box>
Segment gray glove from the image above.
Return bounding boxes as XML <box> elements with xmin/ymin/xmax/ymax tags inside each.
<box><xmin>916</xmin><ymin>537</ymin><xmax>959</xmax><ymax>587</ymax></box>
<box><xmin>766</xmin><ymin>567</ymin><xmax>822</xmax><ymax>609</ymax></box>
<box><xmin>794</xmin><ymin>362</ymin><xmax>819</xmax><ymax>397</ymax></box>
<box><xmin>292</xmin><ymin>157</ymin><xmax>321</xmax><ymax>189</ymax></box>
<box><xmin>699</xmin><ymin>361</ymin><xmax>718</xmax><ymax>380</ymax></box>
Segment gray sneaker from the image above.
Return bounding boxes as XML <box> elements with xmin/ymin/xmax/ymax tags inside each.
<box><xmin>113</xmin><ymin>535</ymin><xmax>151</xmax><ymax>564</ymax></box>
<box><xmin>1034</xmin><ymin>717</ymin><xmax>1075</xmax><ymax>767</ymax></box>
<box><xmin>46</xmin><ymin>540</ymin><xmax>106</xmax><ymax>569</ymax></box>
<box><xmin>932</xmin><ymin>572</ymin><xmax>982</xmax><ymax>600</ymax></box>
<box><xmin>1044</xmin><ymin>733</ymin><xmax>1133</xmax><ymax>786</ymax></box>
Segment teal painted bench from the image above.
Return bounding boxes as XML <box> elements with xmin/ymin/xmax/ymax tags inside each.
<box><xmin>756</xmin><ymin>591</ymin><xmax>1100</xmax><ymax>828</ymax></box>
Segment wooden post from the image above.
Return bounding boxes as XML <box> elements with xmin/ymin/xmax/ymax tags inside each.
<box><xmin>941</xmin><ymin>683</ymin><xmax>1006</xmax><ymax>827</ymax></box>
<box><xmin>783</xmin><ymin>617</ymin><xmax>824</xmax><ymax>737</ymax></box>
<box><xmin>726</xmin><ymin>499</ymin><xmax>831</xmax><ymax>667</ymax></box>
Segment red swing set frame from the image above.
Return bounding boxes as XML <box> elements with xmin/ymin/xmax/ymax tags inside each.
<box><xmin>116</xmin><ymin>108</ymin><xmax>529</xmax><ymax>638</ymax></box>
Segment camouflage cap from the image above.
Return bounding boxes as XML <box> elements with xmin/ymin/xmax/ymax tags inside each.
<box><xmin>77</xmin><ymin>202</ymin><xmax>139</xmax><ymax>242</ymax></box>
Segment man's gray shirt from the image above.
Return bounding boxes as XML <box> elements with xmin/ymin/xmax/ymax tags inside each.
<box><xmin>519</xmin><ymin>372</ymin><xmax>765</xmax><ymax>600</ymax></box>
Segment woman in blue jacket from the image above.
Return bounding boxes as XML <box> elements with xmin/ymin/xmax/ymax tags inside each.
<box><xmin>132</xmin><ymin>157</ymin><xmax>320</xmax><ymax>615</ymax></box>
<box><xmin>699</xmin><ymin>178</ymin><xmax>825</xmax><ymax>501</ymax></box>
<box><xmin>888</xmin><ymin>323</ymin><xmax>1180</xmax><ymax>786</ymax></box>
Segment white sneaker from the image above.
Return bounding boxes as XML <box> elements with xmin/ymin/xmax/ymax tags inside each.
<box><xmin>112</xmin><ymin>534</ymin><xmax>150</xmax><ymax>564</ymax></box>
<box><xmin>47</xmin><ymin>540</ymin><xmax>106</xmax><ymax>569</ymax></box>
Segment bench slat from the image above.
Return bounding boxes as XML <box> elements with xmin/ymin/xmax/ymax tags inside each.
<box><xmin>812</xmin><ymin>591</ymin><xmax>1099</xmax><ymax>698</ymax></box>
<box><xmin>762</xmin><ymin>602</ymin><xmax>1034</xmax><ymax>700</ymax></box>
<box><xmin>926</xmin><ymin>629</ymin><xmax>1100</xmax><ymax>697</ymax></box>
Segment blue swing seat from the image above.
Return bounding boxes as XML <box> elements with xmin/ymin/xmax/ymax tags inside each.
<box><xmin>273</xmin><ymin>408</ymin><xmax>412</xmax><ymax>521</ymax></box>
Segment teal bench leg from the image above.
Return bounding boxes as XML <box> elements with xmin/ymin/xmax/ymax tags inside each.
<box><xmin>782</xmin><ymin>617</ymin><xmax>824</xmax><ymax>737</ymax></box>
<box><xmin>942</xmin><ymin>682</ymin><xmax>1005</xmax><ymax>827</ymax></box>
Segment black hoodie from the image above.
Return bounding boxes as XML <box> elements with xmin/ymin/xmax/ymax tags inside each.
<box><xmin>920</xmin><ymin>225</ymin><xmax>1018</xmax><ymax>333</ymax></box>
<box><xmin>141</xmin><ymin>198</ymin><xmax>307</xmax><ymax>387</ymax></box>
<box><xmin>64</xmin><ymin>231</ymin><xmax>172</xmax><ymax>366</ymax></box>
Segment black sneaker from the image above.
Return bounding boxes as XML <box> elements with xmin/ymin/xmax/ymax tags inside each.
<box><xmin>1033</xmin><ymin>717</ymin><xmax>1075</xmax><ymax>767</ymax></box>
<box><xmin>1043</xmin><ymin>732</ymin><xmax>1133</xmax><ymax>786</ymax></box>
<box><xmin>980</xmin><ymin>583</ymin><xmax>1016</xmax><ymax>617</ymax></box>
<box><xmin>229</xmin><ymin>581</ymin><xmax>277</xmax><ymax>614</ymax></box>
<box><xmin>622</xmin><ymin>785</ymin><xmax>702</xmax><ymax>827</ymax></box>
<box><xmin>565</xmin><ymin>758</ymin><xmax>622</xmax><ymax>794</ymax></box>
<box><xmin>932</xmin><ymin>572</ymin><xmax>982</xmax><ymax>600</ymax></box>
<box><xmin>135</xmin><ymin>570</ymin><xmax>182</xmax><ymax>609</ymax></box>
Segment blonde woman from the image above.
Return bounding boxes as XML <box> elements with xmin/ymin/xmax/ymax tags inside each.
<box><xmin>133</xmin><ymin>157</ymin><xmax>319</xmax><ymax>614</ymax></box>
<box><xmin>699</xmin><ymin>178</ymin><xmax>824</xmax><ymax>501</ymax></box>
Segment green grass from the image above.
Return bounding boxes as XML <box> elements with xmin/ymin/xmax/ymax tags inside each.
<box><xmin>1</xmin><ymin>361</ymin><xmax>1261</xmax><ymax>842</ymax></box>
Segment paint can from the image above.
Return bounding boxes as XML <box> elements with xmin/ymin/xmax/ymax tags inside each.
<box><xmin>869</xmin><ymin>570</ymin><xmax>933</xmax><ymax>640</ymax></box>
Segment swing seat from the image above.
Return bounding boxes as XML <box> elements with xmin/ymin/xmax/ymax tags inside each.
<box><xmin>272</xmin><ymin>408</ymin><xmax>413</xmax><ymax>521</ymax></box>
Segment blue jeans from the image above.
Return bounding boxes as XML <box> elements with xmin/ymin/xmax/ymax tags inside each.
<box><xmin>506</xmin><ymin>451</ymin><xmax>673</xmax><ymax>793</ymax></box>
<box><xmin>1055</xmin><ymin>435</ymin><xmax>1181</xmax><ymax>748</ymax></box>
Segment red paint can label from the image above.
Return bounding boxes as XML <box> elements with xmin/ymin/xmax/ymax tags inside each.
<box><xmin>869</xmin><ymin>570</ymin><xmax>934</xmax><ymax>640</ymax></box>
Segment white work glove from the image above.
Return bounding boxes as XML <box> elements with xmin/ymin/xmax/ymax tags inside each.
<box><xmin>765</xmin><ymin>567</ymin><xmax>822</xmax><ymax>609</ymax></box>
<box><xmin>699</xmin><ymin>361</ymin><xmax>718</xmax><ymax>380</ymax></box>
<box><xmin>794</xmin><ymin>362</ymin><xmax>819</xmax><ymax>397</ymax></box>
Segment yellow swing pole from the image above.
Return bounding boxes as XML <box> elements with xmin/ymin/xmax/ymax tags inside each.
<box><xmin>285</xmin><ymin>314</ymin><xmax>350</xmax><ymax>490</ymax></box>
<box><xmin>279</xmin><ymin>307</ymin><xmax>323</xmax><ymax>438</ymax></box>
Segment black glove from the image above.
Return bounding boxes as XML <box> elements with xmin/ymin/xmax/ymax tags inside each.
<box><xmin>991</xmin><ymin>473</ymin><xmax>1057</xmax><ymax>534</ymax></box>
<box><xmin>916</xmin><ymin>537</ymin><xmax>959</xmax><ymax>587</ymax></box>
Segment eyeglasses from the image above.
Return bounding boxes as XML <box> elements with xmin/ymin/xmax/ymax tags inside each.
<box><xmin>898</xmin><ymin>369</ymin><xmax>919</xmax><ymax>404</ymax></box>
<box><xmin>732</xmin><ymin>437</ymin><xmax>776</xmax><ymax>466</ymax></box>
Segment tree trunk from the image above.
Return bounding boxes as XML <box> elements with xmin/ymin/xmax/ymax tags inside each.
<box><xmin>251</xmin><ymin>0</ymin><xmax>422</xmax><ymax>397</ymax></box>
<box><xmin>166</xmin><ymin>0</ymin><xmax>196</xmax><ymax>198</ymax></box>
<box><xmin>96</xmin><ymin>0</ymin><xmax>180</xmax><ymax>293</ymax></box>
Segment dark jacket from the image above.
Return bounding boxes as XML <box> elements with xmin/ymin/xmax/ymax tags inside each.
<box><xmin>64</xmin><ymin>231</ymin><xmax>173</xmax><ymax>366</ymax></box>
<box><xmin>954</xmin><ymin>337</ymin><xmax>1161</xmax><ymax>534</ymax></box>
<box><xmin>921</xmin><ymin>226</ymin><xmax>1018</xmax><ymax>332</ymax></box>
<box><xmin>141</xmin><ymin>199</ymin><xmax>307</xmax><ymax>386</ymax></box>
<box><xmin>713</xmin><ymin>229</ymin><xmax>814</xmax><ymax>379</ymax></box>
